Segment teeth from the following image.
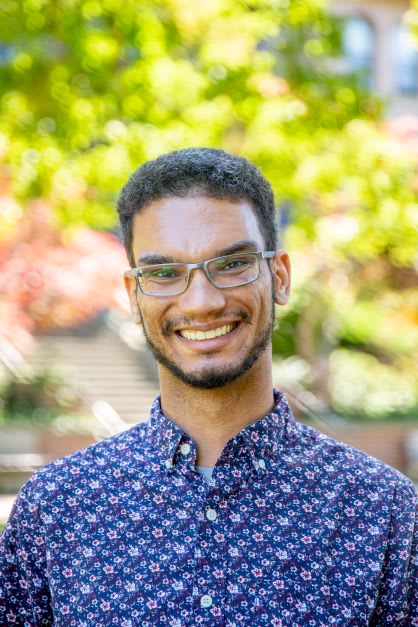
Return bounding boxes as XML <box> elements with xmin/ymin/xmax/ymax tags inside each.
<box><xmin>179</xmin><ymin>324</ymin><xmax>235</xmax><ymax>341</ymax></box>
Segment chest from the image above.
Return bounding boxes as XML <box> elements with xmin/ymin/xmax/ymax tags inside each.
<box><xmin>44</xmin><ymin>475</ymin><xmax>387</xmax><ymax>625</ymax></box>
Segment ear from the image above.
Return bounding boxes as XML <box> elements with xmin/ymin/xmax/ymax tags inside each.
<box><xmin>124</xmin><ymin>275</ymin><xmax>142</xmax><ymax>326</ymax></box>
<box><xmin>271</xmin><ymin>250</ymin><xmax>291</xmax><ymax>306</ymax></box>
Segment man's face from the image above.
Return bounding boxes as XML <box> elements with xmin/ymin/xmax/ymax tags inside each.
<box><xmin>125</xmin><ymin>196</ymin><xmax>288</xmax><ymax>389</ymax></box>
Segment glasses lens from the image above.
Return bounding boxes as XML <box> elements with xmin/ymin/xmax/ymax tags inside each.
<box><xmin>208</xmin><ymin>253</ymin><xmax>259</xmax><ymax>288</ymax></box>
<box><xmin>139</xmin><ymin>264</ymin><xmax>188</xmax><ymax>295</ymax></box>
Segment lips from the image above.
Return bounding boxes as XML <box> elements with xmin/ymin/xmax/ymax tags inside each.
<box><xmin>177</xmin><ymin>322</ymin><xmax>238</xmax><ymax>341</ymax></box>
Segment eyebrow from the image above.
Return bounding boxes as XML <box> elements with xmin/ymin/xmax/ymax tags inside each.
<box><xmin>136</xmin><ymin>239</ymin><xmax>260</xmax><ymax>266</ymax></box>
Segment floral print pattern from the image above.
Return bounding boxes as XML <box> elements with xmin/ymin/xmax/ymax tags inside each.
<box><xmin>1</xmin><ymin>390</ymin><xmax>417</xmax><ymax>625</ymax></box>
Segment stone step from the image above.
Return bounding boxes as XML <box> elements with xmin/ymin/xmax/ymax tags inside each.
<box><xmin>29</xmin><ymin>315</ymin><xmax>159</xmax><ymax>426</ymax></box>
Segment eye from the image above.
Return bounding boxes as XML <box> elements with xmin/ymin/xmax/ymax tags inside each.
<box><xmin>216</xmin><ymin>256</ymin><xmax>250</xmax><ymax>272</ymax></box>
<box><xmin>224</xmin><ymin>259</ymin><xmax>245</xmax><ymax>270</ymax></box>
<box><xmin>151</xmin><ymin>268</ymin><xmax>175</xmax><ymax>278</ymax></box>
<box><xmin>142</xmin><ymin>265</ymin><xmax>183</xmax><ymax>280</ymax></box>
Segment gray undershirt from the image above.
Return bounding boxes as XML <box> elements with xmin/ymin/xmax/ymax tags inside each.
<box><xmin>196</xmin><ymin>466</ymin><xmax>214</xmax><ymax>484</ymax></box>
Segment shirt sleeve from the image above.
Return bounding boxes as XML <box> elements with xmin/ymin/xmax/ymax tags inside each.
<box><xmin>0</xmin><ymin>479</ymin><xmax>53</xmax><ymax>626</ymax></box>
<box><xmin>370</xmin><ymin>477</ymin><xmax>418</xmax><ymax>626</ymax></box>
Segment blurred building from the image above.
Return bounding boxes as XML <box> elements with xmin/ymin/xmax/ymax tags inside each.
<box><xmin>333</xmin><ymin>0</ymin><xmax>418</xmax><ymax>116</ymax></box>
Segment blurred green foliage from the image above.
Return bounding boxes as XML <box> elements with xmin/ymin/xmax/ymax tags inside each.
<box><xmin>0</xmin><ymin>0</ymin><xmax>417</xmax><ymax>419</ymax></box>
<box><xmin>0</xmin><ymin>364</ymin><xmax>85</xmax><ymax>425</ymax></box>
<box><xmin>0</xmin><ymin>0</ymin><xmax>378</xmax><ymax>227</ymax></box>
<box><xmin>406</xmin><ymin>1</ymin><xmax>418</xmax><ymax>43</ymax></box>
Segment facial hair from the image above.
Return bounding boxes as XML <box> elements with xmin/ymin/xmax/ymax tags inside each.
<box><xmin>139</xmin><ymin>293</ymin><xmax>276</xmax><ymax>390</ymax></box>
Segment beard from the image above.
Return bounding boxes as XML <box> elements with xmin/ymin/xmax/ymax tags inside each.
<box><xmin>139</xmin><ymin>294</ymin><xmax>276</xmax><ymax>390</ymax></box>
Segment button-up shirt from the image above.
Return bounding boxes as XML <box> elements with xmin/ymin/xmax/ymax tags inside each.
<box><xmin>1</xmin><ymin>390</ymin><xmax>417</xmax><ymax>625</ymax></box>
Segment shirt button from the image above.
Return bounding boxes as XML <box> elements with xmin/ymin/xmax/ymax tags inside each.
<box><xmin>200</xmin><ymin>594</ymin><xmax>213</xmax><ymax>609</ymax></box>
<box><xmin>258</xmin><ymin>459</ymin><xmax>266</xmax><ymax>469</ymax></box>
<box><xmin>206</xmin><ymin>508</ymin><xmax>217</xmax><ymax>522</ymax></box>
<box><xmin>180</xmin><ymin>443</ymin><xmax>191</xmax><ymax>455</ymax></box>
<box><xmin>164</xmin><ymin>459</ymin><xmax>173</xmax><ymax>469</ymax></box>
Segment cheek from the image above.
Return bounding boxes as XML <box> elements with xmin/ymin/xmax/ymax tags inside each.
<box><xmin>139</xmin><ymin>300</ymin><xmax>171</xmax><ymax>331</ymax></box>
<box><xmin>239</xmin><ymin>287</ymin><xmax>271</xmax><ymax>327</ymax></box>
<box><xmin>136</xmin><ymin>299</ymin><xmax>153</xmax><ymax>325</ymax></box>
<box><xmin>255</xmin><ymin>274</ymin><xmax>273</xmax><ymax>307</ymax></box>
<box><xmin>258</xmin><ymin>288</ymin><xmax>275</xmax><ymax>326</ymax></box>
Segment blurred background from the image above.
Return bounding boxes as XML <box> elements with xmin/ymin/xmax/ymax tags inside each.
<box><xmin>0</xmin><ymin>0</ymin><xmax>417</xmax><ymax>523</ymax></box>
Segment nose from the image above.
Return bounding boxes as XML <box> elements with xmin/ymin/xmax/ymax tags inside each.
<box><xmin>177</xmin><ymin>267</ymin><xmax>226</xmax><ymax>317</ymax></box>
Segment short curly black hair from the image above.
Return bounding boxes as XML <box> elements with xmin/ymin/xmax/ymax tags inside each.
<box><xmin>117</xmin><ymin>147</ymin><xmax>277</xmax><ymax>266</ymax></box>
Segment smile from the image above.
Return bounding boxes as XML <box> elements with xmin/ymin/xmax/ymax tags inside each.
<box><xmin>178</xmin><ymin>323</ymin><xmax>237</xmax><ymax>341</ymax></box>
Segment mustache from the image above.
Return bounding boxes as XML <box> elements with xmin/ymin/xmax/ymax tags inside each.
<box><xmin>162</xmin><ymin>309</ymin><xmax>253</xmax><ymax>336</ymax></box>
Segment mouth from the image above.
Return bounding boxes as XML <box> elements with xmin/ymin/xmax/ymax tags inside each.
<box><xmin>176</xmin><ymin>322</ymin><xmax>239</xmax><ymax>341</ymax></box>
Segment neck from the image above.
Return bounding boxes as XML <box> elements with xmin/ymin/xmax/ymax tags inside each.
<box><xmin>158</xmin><ymin>355</ymin><xmax>275</xmax><ymax>467</ymax></box>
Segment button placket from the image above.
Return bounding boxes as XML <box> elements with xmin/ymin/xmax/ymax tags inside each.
<box><xmin>191</xmin><ymin>486</ymin><xmax>227</xmax><ymax>622</ymax></box>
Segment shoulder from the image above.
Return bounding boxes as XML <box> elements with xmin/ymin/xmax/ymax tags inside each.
<box><xmin>17</xmin><ymin>422</ymin><xmax>149</xmax><ymax>506</ymax></box>
<box><xmin>285</xmin><ymin>419</ymin><xmax>416</xmax><ymax>499</ymax></box>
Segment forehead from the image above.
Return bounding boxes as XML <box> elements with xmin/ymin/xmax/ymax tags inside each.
<box><xmin>131</xmin><ymin>196</ymin><xmax>265</xmax><ymax>262</ymax></box>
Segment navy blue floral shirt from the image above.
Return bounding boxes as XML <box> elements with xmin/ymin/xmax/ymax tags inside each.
<box><xmin>1</xmin><ymin>390</ymin><xmax>417</xmax><ymax>626</ymax></box>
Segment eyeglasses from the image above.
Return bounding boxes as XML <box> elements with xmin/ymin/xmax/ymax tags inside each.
<box><xmin>125</xmin><ymin>251</ymin><xmax>275</xmax><ymax>297</ymax></box>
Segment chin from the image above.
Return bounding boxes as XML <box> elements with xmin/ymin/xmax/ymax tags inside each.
<box><xmin>153</xmin><ymin>344</ymin><xmax>268</xmax><ymax>390</ymax></box>
<box><xmin>166</xmin><ymin>363</ymin><xmax>254</xmax><ymax>389</ymax></box>
<box><xmin>141</xmin><ymin>311</ymin><xmax>274</xmax><ymax>390</ymax></box>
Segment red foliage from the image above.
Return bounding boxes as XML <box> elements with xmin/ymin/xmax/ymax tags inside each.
<box><xmin>0</xmin><ymin>200</ymin><xmax>129</xmax><ymax>355</ymax></box>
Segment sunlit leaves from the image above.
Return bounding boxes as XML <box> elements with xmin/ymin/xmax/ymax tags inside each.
<box><xmin>405</xmin><ymin>1</ymin><xmax>418</xmax><ymax>45</ymax></box>
<box><xmin>330</xmin><ymin>349</ymin><xmax>417</xmax><ymax>418</ymax></box>
<box><xmin>0</xmin><ymin>0</ymin><xmax>369</xmax><ymax>228</ymax></box>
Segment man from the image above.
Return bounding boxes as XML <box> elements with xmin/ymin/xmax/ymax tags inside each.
<box><xmin>1</xmin><ymin>148</ymin><xmax>416</xmax><ymax>625</ymax></box>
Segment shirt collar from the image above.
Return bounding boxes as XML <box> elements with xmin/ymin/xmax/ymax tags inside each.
<box><xmin>145</xmin><ymin>389</ymin><xmax>294</xmax><ymax>472</ymax></box>
<box><xmin>145</xmin><ymin>395</ymin><xmax>185</xmax><ymax>466</ymax></box>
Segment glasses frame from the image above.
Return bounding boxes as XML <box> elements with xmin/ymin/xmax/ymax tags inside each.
<box><xmin>124</xmin><ymin>250</ymin><xmax>276</xmax><ymax>297</ymax></box>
